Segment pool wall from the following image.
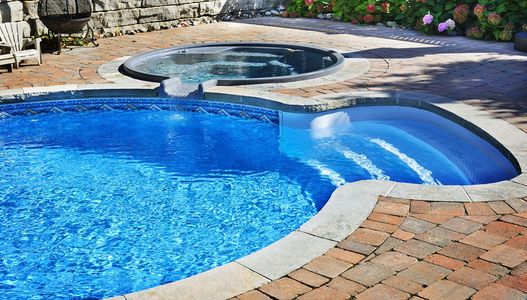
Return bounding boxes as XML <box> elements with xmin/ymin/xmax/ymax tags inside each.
<box><xmin>0</xmin><ymin>85</ymin><xmax>526</xmax><ymax>300</ymax></box>
<box><xmin>0</xmin><ymin>97</ymin><xmax>280</xmax><ymax>124</ymax></box>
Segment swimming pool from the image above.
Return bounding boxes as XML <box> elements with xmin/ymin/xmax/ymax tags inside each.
<box><xmin>120</xmin><ymin>43</ymin><xmax>345</xmax><ymax>84</ymax></box>
<box><xmin>0</xmin><ymin>98</ymin><xmax>518</xmax><ymax>299</ymax></box>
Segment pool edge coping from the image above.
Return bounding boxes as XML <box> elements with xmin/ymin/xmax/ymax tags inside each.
<box><xmin>0</xmin><ymin>84</ymin><xmax>526</xmax><ymax>300</ymax></box>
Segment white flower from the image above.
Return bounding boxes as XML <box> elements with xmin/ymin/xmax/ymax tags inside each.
<box><xmin>445</xmin><ymin>19</ymin><xmax>456</xmax><ymax>30</ymax></box>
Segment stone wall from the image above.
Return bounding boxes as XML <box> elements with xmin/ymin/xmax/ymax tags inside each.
<box><xmin>0</xmin><ymin>0</ymin><xmax>31</xmax><ymax>37</ymax></box>
<box><xmin>0</xmin><ymin>0</ymin><xmax>280</xmax><ymax>38</ymax></box>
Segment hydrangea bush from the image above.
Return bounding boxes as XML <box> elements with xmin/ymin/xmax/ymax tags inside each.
<box><xmin>285</xmin><ymin>0</ymin><xmax>527</xmax><ymax>41</ymax></box>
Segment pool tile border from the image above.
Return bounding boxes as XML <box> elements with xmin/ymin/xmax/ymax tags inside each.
<box><xmin>0</xmin><ymin>97</ymin><xmax>280</xmax><ymax>124</ymax></box>
<box><xmin>0</xmin><ymin>85</ymin><xmax>526</xmax><ymax>300</ymax></box>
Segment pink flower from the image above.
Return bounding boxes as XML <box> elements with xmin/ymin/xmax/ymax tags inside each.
<box><xmin>422</xmin><ymin>13</ymin><xmax>433</xmax><ymax>25</ymax></box>
<box><xmin>487</xmin><ymin>13</ymin><xmax>501</xmax><ymax>26</ymax></box>
<box><xmin>466</xmin><ymin>26</ymin><xmax>484</xmax><ymax>39</ymax></box>
<box><xmin>304</xmin><ymin>0</ymin><xmax>313</xmax><ymax>6</ymax></box>
<box><xmin>363</xmin><ymin>14</ymin><xmax>374</xmax><ymax>23</ymax></box>
<box><xmin>366</xmin><ymin>4</ymin><xmax>376</xmax><ymax>13</ymax></box>
<box><xmin>473</xmin><ymin>4</ymin><xmax>485</xmax><ymax>19</ymax></box>
<box><xmin>438</xmin><ymin>22</ymin><xmax>449</xmax><ymax>32</ymax></box>
<box><xmin>453</xmin><ymin>4</ymin><xmax>469</xmax><ymax>24</ymax></box>
<box><xmin>381</xmin><ymin>2</ymin><xmax>390</xmax><ymax>13</ymax></box>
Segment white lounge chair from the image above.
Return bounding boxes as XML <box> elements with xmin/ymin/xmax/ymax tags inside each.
<box><xmin>0</xmin><ymin>22</ymin><xmax>42</xmax><ymax>69</ymax></box>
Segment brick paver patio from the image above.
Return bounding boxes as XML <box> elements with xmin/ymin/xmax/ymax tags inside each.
<box><xmin>2</xmin><ymin>17</ymin><xmax>527</xmax><ymax>299</ymax></box>
<box><xmin>233</xmin><ymin>197</ymin><xmax>527</xmax><ymax>300</ymax></box>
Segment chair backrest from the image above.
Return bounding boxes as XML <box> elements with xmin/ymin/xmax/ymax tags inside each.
<box><xmin>0</xmin><ymin>22</ymin><xmax>23</xmax><ymax>52</ymax></box>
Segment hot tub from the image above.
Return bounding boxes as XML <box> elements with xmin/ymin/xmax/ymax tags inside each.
<box><xmin>120</xmin><ymin>43</ymin><xmax>346</xmax><ymax>84</ymax></box>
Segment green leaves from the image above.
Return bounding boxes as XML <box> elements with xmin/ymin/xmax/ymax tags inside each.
<box><xmin>496</xmin><ymin>3</ymin><xmax>507</xmax><ymax>13</ymax></box>
<box><xmin>284</xmin><ymin>0</ymin><xmax>525</xmax><ymax>41</ymax></box>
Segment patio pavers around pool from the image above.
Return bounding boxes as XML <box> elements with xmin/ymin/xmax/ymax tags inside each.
<box><xmin>233</xmin><ymin>197</ymin><xmax>527</xmax><ymax>300</ymax></box>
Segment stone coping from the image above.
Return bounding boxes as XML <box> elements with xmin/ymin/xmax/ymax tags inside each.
<box><xmin>0</xmin><ymin>84</ymin><xmax>526</xmax><ymax>300</ymax></box>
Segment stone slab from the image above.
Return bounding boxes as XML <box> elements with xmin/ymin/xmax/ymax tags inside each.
<box><xmin>125</xmin><ymin>262</ymin><xmax>269</xmax><ymax>300</ymax></box>
<box><xmin>464</xmin><ymin>181</ymin><xmax>527</xmax><ymax>202</ymax></box>
<box><xmin>237</xmin><ymin>231</ymin><xmax>336</xmax><ymax>280</ymax></box>
<box><xmin>387</xmin><ymin>183</ymin><xmax>470</xmax><ymax>202</ymax></box>
<box><xmin>300</xmin><ymin>180</ymin><xmax>395</xmax><ymax>241</ymax></box>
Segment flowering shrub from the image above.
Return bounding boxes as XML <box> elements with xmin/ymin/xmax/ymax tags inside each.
<box><xmin>453</xmin><ymin>4</ymin><xmax>469</xmax><ymax>24</ymax></box>
<box><xmin>285</xmin><ymin>0</ymin><xmax>527</xmax><ymax>42</ymax></box>
<box><xmin>437</xmin><ymin>19</ymin><xmax>455</xmax><ymax>33</ymax></box>
<box><xmin>487</xmin><ymin>13</ymin><xmax>501</xmax><ymax>26</ymax></box>
<box><xmin>422</xmin><ymin>13</ymin><xmax>433</xmax><ymax>25</ymax></box>
<box><xmin>466</xmin><ymin>26</ymin><xmax>485</xmax><ymax>39</ymax></box>
<box><xmin>437</xmin><ymin>22</ymin><xmax>449</xmax><ymax>32</ymax></box>
<box><xmin>286</xmin><ymin>0</ymin><xmax>333</xmax><ymax>17</ymax></box>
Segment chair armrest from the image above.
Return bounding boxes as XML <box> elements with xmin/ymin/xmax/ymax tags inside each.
<box><xmin>24</xmin><ymin>38</ymin><xmax>41</xmax><ymax>51</ymax></box>
<box><xmin>25</xmin><ymin>37</ymin><xmax>37</xmax><ymax>46</ymax></box>
<box><xmin>0</xmin><ymin>42</ymin><xmax>13</xmax><ymax>54</ymax></box>
<box><xmin>0</xmin><ymin>42</ymin><xmax>13</xmax><ymax>49</ymax></box>
<box><xmin>33</xmin><ymin>37</ymin><xmax>41</xmax><ymax>54</ymax></box>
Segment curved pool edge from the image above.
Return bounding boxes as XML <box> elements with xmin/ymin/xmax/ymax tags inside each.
<box><xmin>0</xmin><ymin>84</ymin><xmax>526</xmax><ymax>300</ymax></box>
<box><xmin>119</xmin><ymin>42</ymin><xmax>347</xmax><ymax>85</ymax></box>
<box><xmin>97</xmin><ymin>48</ymin><xmax>371</xmax><ymax>93</ymax></box>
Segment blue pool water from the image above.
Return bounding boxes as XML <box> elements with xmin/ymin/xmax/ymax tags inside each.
<box><xmin>0</xmin><ymin>103</ymin><xmax>518</xmax><ymax>299</ymax></box>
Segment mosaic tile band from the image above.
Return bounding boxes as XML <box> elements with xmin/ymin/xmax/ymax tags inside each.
<box><xmin>0</xmin><ymin>98</ymin><xmax>280</xmax><ymax>124</ymax></box>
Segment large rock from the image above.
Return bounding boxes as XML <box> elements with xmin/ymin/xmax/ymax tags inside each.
<box><xmin>139</xmin><ymin>6</ymin><xmax>178</xmax><ymax>23</ymax></box>
<box><xmin>33</xmin><ymin>18</ymin><xmax>49</xmax><ymax>35</ymax></box>
<box><xmin>19</xmin><ymin>20</ymin><xmax>30</xmax><ymax>36</ymax></box>
<box><xmin>139</xmin><ymin>3</ymin><xmax>198</xmax><ymax>23</ymax></box>
<box><xmin>143</xmin><ymin>0</ymin><xmax>179</xmax><ymax>6</ymax></box>
<box><xmin>91</xmin><ymin>9</ymin><xmax>139</xmax><ymax>28</ymax></box>
<box><xmin>0</xmin><ymin>1</ymin><xmax>24</xmax><ymax>23</ymax></box>
<box><xmin>23</xmin><ymin>0</ymin><xmax>39</xmax><ymax>19</ymax></box>
<box><xmin>92</xmin><ymin>0</ymin><xmax>142</xmax><ymax>13</ymax></box>
<box><xmin>200</xmin><ymin>1</ymin><xmax>225</xmax><ymax>15</ymax></box>
<box><xmin>38</xmin><ymin>0</ymin><xmax>91</xmax><ymax>17</ymax></box>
